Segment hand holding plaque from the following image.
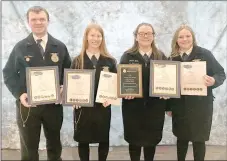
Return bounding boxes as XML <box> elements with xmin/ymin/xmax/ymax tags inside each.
<box><xmin>20</xmin><ymin>93</ymin><xmax>32</xmax><ymax>107</ymax></box>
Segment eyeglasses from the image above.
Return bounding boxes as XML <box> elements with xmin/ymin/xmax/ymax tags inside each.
<box><xmin>137</xmin><ymin>32</ymin><xmax>154</xmax><ymax>37</ymax></box>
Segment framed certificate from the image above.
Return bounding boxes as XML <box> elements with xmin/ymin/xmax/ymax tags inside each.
<box><xmin>149</xmin><ymin>60</ymin><xmax>181</xmax><ymax>98</ymax></box>
<box><xmin>181</xmin><ymin>61</ymin><xmax>207</xmax><ymax>96</ymax></box>
<box><xmin>117</xmin><ymin>64</ymin><xmax>143</xmax><ymax>98</ymax></box>
<box><xmin>26</xmin><ymin>66</ymin><xmax>60</xmax><ymax>106</ymax></box>
<box><xmin>63</xmin><ymin>69</ymin><xmax>95</xmax><ymax>107</ymax></box>
<box><xmin>96</xmin><ymin>71</ymin><xmax>121</xmax><ymax>106</ymax></box>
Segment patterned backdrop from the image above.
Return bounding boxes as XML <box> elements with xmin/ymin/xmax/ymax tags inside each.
<box><xmin>2</xmin><ymin>1</ymin><xmax>226</xmax><ymax>149</ymax></box>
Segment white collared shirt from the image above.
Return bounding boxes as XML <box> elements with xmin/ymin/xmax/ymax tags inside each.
<box><xmin>139</xmin><ymin>49</ymin><xmax>152</xmax><ymax>57</ymax></box>
<box><xmin>33</xmin><ymin>34</ymin><xmax>48</xmax><ymax>51</ymax></box>
<box><xmin>86</xmin><ymin>50</ymin><xmax>100</xmax><ymax>60</ymax></box>
<box><xmin>179</xmin><ymin>46</ymin><xmax>193</xmax><ymax>57</ymax></box>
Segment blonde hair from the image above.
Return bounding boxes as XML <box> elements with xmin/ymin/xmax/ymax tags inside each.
<box><xmin>74</xmin><ymin>23</ymin><xmax>115</xmax><ymax>69</ymax></box>
<box><xmin>125</xmin><ymin>22</ymin><xmax>162</xmax><ymax>60</ymax></box>
<box><xmin>170</xmin><ymin>24</ymin><xmax>197</xmax><ymax>57</ymax></box>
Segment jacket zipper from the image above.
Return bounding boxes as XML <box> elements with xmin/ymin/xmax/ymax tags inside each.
<box><xmin>144</xmin><ymin>62</ymin><xmax>148</xmax><ymax>107</ymax></box>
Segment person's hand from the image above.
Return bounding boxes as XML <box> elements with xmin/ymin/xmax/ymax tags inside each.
<box><xmin>73</xmin><ymin>105</ymin><xmax>81</xmax><ymax>109</ymax></box>
<box><xmin>203</xmin><ymin>75</ymin><xmax>215</xmax><ymax>87</ymax></box>
<box><xmin>20</xmin><ymin>93</ymin><xmax>31</xmax><ymax>108</ymax></box>
<box><xmin>124</xmin><ymin>96</ymin><xmax>135</xmax><ymax>100</ymax></box>
<box><xmin>102</xmin><ymin>100</ymin><xmax>110</xmax><ymax>107</ymax></box>
<box><xmin>160</xmin><ymin>96</ymin><xmax>170</xmax><ymax>100</ymax></box>
<box><xmin>166</xmin><ymin>111</ymin><xmax>172</xmax><ymax>117</ymax></box>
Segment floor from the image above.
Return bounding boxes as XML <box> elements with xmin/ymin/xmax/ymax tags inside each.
<box><xmin>2</xmin><ymin>145</ymin><xmax>227</xmax><ymax>160</ymax></box>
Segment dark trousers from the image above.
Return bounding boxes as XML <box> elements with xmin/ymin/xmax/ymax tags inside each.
<box><xmin>177</xmin><ymin>139</ymin><xmax>206</xmax><ymax>161</ymax></box>
<box><xmin>16</xmin><ymin>101</ymin><xmax>63</xmax><ymax>161</ymax></box>
<box><xmin>78</xmin><ymin>142</ymin><xmax>109</xmax><ymax>161</ymax></box>
<box><xmin>129</xmin><ymin>144</ymin><xmax>156</xmax><ymax>161</ymax></box>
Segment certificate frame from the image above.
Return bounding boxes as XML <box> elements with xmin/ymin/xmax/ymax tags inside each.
<box><xmin>117</xmin><ymin>64</ymin><xmax>143</xmax><ymax>98</ymax></box>
<box><xmin>149</xmin><ymin>60</ymin><xmax>181</xmax><ymax>98</ymax></box>
<box><xmin>96</xmin><ymin>71</ymin><xmax>121</xmax><ymax>106</ymax></box>
<box><xmin>180</xmin><ymin>61</ymin><xmax>207</xmax><ymax>96</ymax></box>
<box><xmin>26</xmin><ymin>66</ymin><xmax>60</xmax><ymax>106</ymax></box>
<box><xmin>63</xmin><ymin>69</ymin><xmax>95</xmax><ymax>107</ymax></box>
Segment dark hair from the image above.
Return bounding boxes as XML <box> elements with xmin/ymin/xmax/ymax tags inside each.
<box><xmin>27</xmin><ymin>6</ymin><xmax>49</xmax><ymax>21</ymax></box>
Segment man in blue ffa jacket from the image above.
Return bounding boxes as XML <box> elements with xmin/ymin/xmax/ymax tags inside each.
<box><xmin>3</xmin><ymin>6</ymin><xmax>71</xmax><ymax>161</ymax></box>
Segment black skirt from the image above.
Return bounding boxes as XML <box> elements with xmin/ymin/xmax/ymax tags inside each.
<box><xmin>73</xmin><ymin>105</ymin><xmax>111</xmax><ymax>143</ymax></box>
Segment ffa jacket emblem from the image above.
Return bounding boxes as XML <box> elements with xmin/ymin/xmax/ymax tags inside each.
<box><xmin>51</xmin><ymin>53</ymin><xmax>59</xmax><ymax>62</ymax></box>
<box><xmin>24</xmin><ymin>55</ymin><xmax>33</xmax><ymax>62</ymax></box>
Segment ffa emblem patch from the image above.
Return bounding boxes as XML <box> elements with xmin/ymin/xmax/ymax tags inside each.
<box><xmin>24</xmin><ymin>55</ymin><xmax>33</xmax><ymax>62</ymax></box>
<box><xmin>51</xmin><ymin>53</ymin><xmax>59</xmax><ymax>62</ymax></box>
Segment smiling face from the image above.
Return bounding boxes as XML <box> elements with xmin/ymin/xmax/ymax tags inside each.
<box><xmin>136</xmin><ymin>25</ymin><xmax>154</xmax><ymax>48</ymax></box>
<box><xmin>28</xmin><ymin>11</ymin><xmax>49</xmax><ymax>37</ymax></box>
<box><xmin>177</xmin><ymin>28</ymin><xmax>193</xmax><ymax>51</ymax></box>
<box><xmin>87</xmin><ymin>28</ymin><xmax>103</xmax><ymax>50</ymax></box>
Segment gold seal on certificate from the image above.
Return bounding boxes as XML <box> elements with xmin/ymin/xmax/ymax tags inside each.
<box><xmin>117</xmin><ymin>64</ymin><xmax>143</xmax><ymax>98</ymax></box>
<box><xmin>26</xmin><ymin>66</ymin><xmax>60</xmax><ymax>106</ymax></box>
<box><xmin>149</xmin><ymin>60</ymin><xmax>181</xmax><ymax>98</ymax></box>
<box><xmin>181</xmin><ymin>61</ymin><xmax>207</xmax><ymax>96</ymax></box>
<box><xmin>96</xmin><ymin>71</ymin><xmax>121</xmax><ymax>106</ymax></box>
<box><xmin>63</xmin><ymin>69</ymin><xmax>95</xmax><ymax>107</ymax></box>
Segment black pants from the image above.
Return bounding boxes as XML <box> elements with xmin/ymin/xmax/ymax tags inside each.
<box><xmin>16</xmin><ymin>101</ymin><xmax>63</xmax><ymax>161</ymax></box>
<box><xmin>129</xmin><ymin>144</ymin><xmax>156</xmax><ymax>161</ymax></box>
<box><xmin>177</xmin><ymin>139</ymin><xmax>206</xmax><ymax>161</ymax></box>
<box><xmin>78</xmin><ymin>142</ymin><xmax>109</xmax><ymax>161</ymax></box>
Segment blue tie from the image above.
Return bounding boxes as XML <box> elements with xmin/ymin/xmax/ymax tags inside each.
<box><xmin>143</xmin><ymin>53</ymin><xmax>150</xmax><ymax>63</ymax></box>
<box><xmin>182</xmin><ymin>53</ymin><xmax>188</xmax><ymax>61</ymax></box>
<box><xmin>37</xmin><ymin>39</ymin><xmax>45</xmax><ymax>57</ymax></box>
<box><xmin>91</xmin><ymin>55</ymin><xmax>98</xmax><ymax>67</ymax></box>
